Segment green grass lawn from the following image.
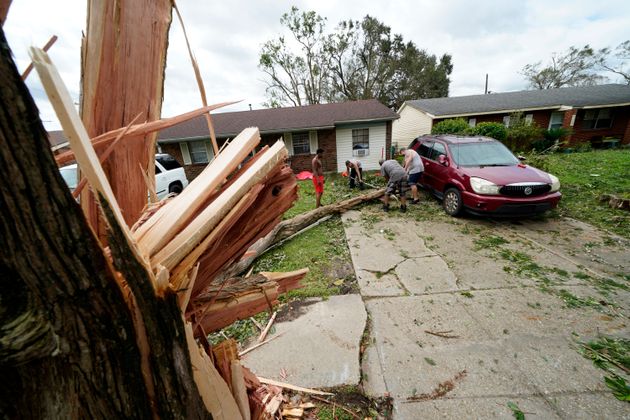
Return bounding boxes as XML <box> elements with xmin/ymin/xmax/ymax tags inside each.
<box><xmin>529</xmin><ymin>149</ymin><xmax>630</xmax><ymax>238</ymax></box>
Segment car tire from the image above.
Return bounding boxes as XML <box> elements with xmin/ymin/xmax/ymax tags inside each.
<box><xmin>443</xmin><ymin>187</ymin><xmax>463</xmax><ymax>216</ymax></box>
<box><xmin>168</xmin><ymin>182</ymin><xmax>183</xmax><ymax>194</ymax></box>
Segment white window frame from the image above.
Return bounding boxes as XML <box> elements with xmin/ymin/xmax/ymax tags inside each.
<box><xmin>548</xmin><ymin>112</ymin><xmax>564</xmax><ymax>130</ymax></box>
<box><xmin>525</xmin><ymin>114</ymin><xmax>534</xmax><ymax>125</ymax></box>
<box><xmin>180</xmin><ymin>140</ymin><xmax>212</xmax><ymax>165</ymax></box>
<box><xmin>291</xmin><ymin>131</ymin><xmax>310</xmax><ymax>155</ymax></box>
<box><xmin>468</xmin><ymin>118</ymin><xmax>477</xmax><ymax>128</ymax></box>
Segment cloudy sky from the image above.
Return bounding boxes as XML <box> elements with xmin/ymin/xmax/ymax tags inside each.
<box><xmin>4</xmin><ymin>0</ymin><xmax>630</xmax><ymax>130</ymax></box>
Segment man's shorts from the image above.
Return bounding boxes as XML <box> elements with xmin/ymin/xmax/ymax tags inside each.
<box><xmin>312</xmin><ymin>175</ymin><xmax>325</xmax><ymax>194</ymax></box>
<box><xmin>408</xmin><ymin>171</ymin><xmax>422</xmax><ymax>185</ymax></box>
<box><xmin>385</xmin><ymin>176</ymin><xmax>409</xmax><ymax>197</ymax></box>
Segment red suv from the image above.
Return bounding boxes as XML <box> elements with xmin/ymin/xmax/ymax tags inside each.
<box><xmin>409</xmin><ymin>135</ymin><xmax>561</xmax><ymax>216</ymax></box>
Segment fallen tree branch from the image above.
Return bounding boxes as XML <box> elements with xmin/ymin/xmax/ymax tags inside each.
<box><xmin>257</xmin><ymin>377</ymin><xmax>334</xmax><ymax>396</ymax></box>
<box><xmin>424</xmin><ymin>330</ymin><xmax>459</xmax><ymax>339</ymax></box>
<box><xmin>216</xmin><ymin>188</ymin><xmax>385</xmax><ymax>282</ymax></box>
<box><xmin>238</xmin><ymin>332</ymin><xmax>285</xmax><ymax>357</ymax></box>
<box><xmin>258</xmin><ymin>311</ymin><xmax>277</xmax><ymax>342</ymax></box>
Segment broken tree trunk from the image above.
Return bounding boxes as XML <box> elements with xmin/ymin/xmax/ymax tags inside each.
<box><xmin>216</xmin><ymin>188</ymin><xmax>386</xmax><ymax>282</ymax></box>
<box><xmin>80</xmin><ymin>0</ymin><xmax>173</xmax><ymax>230</ymax></box>
<box><xmin>0</xmin><ymin>28</ymin><xmax>210</xmax><ymax>418</ymax></box>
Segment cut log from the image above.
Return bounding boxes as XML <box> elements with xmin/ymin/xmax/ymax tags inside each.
<box><xmin>217</xmin><ymin>188</ymin><xmax>386</xmax><ymax>281</ymax></box>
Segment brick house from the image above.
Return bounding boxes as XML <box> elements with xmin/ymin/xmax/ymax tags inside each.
<box><xmin>392</xmin><ymin>84</ymin><xmax>630</xmax><ymax>147</ymax></box>
<box><xmin>157</xmin><ymin>100</ymin><xmax>398</xmax><ymax>181</ymax></box>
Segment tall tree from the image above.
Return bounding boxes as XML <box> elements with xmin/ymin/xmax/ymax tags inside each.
<box><xmin>598</xmin><ymin>40</ymin><xmax>630</xmax><ymax>84</ymax></box>
<box><xmin>260</xmin><ymin>9</ymin><xmax>452</xmax><ymax>108</ymax></box>
<box><xmin>326</xmin><ymin>16</ymin><xmax>452</xmax><ymax>109</ymax></box>
<box><xmin>521</xmin><ymin>45</ymin><xmax>607</xmax><ymax>89</ymax></box>
<box><xmin>259</xmin><ymin>6</ymin><xmax>330</xmax><ymax>107</ymax></box>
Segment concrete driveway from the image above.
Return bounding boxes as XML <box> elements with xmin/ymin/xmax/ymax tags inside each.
<box><xmin>343</xmin><ymin>205</ymin><xmax>629</xmax><ymax>419</ymax></box>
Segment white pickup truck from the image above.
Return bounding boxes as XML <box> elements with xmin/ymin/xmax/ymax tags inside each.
<box><xmin>60</xmin><ymin>153</ymin><xmax>189</xmax><ymax>200</ymax></box>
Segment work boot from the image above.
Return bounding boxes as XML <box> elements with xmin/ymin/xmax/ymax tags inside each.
<box><xmin>400</xmin><ymin>205</ymin><xmax>407</xmax><ymax>213</ymax></box>
<box><xmin>382</xmin><ymin>204</ymin><xmax>390</xmax><ymax>212</ymax></box>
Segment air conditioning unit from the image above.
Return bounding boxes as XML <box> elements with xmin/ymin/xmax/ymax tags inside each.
<box><xmin>353</xmin><ymin>149</ymin><xmax>368</xmax><ymax>157</ymax></box>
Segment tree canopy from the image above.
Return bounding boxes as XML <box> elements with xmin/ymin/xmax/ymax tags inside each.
<box><xmin>259</xmin><ymin>7</ymin><xmax>452</xmax><ymax>109</ymax></box>
<box><xmin>521</xmin><ymin>41</ymin><xmax>630</xmax><ymax>89</ymax></box>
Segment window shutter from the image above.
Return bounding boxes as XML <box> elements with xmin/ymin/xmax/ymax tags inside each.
<box><xmin>180</xmin><ymin>142</ymin><xmax>192</xmax><ymax>165</ymax></box>
<box><xmin>284</xmin><ymin>132</ymin><xmax>293</xmax><ymax>156</ymax></box>
<box><xmin>309</xmin><ymin>130</ymin><xmax>318</xmax><ymax>154</ymax></box>
<box><xmin>204</xmin><ymin>140</ymin><xmax>214</xmax><ymax>163</ymax></box>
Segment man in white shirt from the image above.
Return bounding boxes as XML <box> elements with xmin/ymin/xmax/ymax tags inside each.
<box><xmin>400</xmin><ymin>147</ymin><xmax>424</xmax><ymax>204</ymax></box>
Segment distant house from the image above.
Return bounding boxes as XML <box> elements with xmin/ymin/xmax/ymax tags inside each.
<box><xmin>392</xmin><ymin>84</ymin><xmax>630</xmax><ymax>147</ymax></box>
<box><xmin>157</xmin><ymin>100</ymin><xmax>398</xmax><ymax>180</ymax></box>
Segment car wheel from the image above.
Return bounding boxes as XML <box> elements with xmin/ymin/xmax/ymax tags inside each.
<box><xmin>168</xmin><ymin>182</ymin><xmax>183</xmax><ymax>194</ymax></box>
<box><xmin>443</xmin><ymin>187</ymin><xmax>463</xmax><ymax>216</ymax></box>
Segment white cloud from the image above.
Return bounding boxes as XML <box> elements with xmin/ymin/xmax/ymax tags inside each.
<box><xmin>4</xmin><ymin>0</ymin><xmax>629</xmax><ymax>130</ymax></box>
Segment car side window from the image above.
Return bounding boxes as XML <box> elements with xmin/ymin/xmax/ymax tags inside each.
<box><xmin>430</xmin><ymin>142</ymin><xmax>447</xmax><ymax>161</ymax></box>
<box><xmin>418</xmin><ymin>142</ymin><xmax>434</xmax><ymax>158</ymax></box>
<box><xmin>155</xmin><ymin>165</ymin><xmax>162</xmax><ymax>174</ymax></box>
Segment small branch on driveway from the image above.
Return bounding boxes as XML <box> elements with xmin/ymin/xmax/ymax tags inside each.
<box><xmin>424</xmin><ymin>330</ymin><xmax>459</xmax><ymax>339</ymax></box>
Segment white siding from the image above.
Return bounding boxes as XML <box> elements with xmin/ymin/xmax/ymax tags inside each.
<box><xmin>392</xmin><ymin>104</ymin><xmax>433</xmax><ymax>148</ymax></box>
<box><xmin>335</xmin><ymin>123</ymin><xmax>386</xmax><ymax>172</ymax></box>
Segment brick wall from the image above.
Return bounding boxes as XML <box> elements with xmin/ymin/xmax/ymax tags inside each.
<box><xmin>568</xmin><ymin>106</ymin><xmax>630</xmax><ymax>145</ymax></box>
<box><xmin>284</xmin><ymin>128</ymin><xmax>337</xmax><ymax>173</ymax></box>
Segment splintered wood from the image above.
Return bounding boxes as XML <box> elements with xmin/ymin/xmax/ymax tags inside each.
<box><xmin>31</xmin><ymin>4</ymin><xmax>330</xmax><ymax>413</ymax></box>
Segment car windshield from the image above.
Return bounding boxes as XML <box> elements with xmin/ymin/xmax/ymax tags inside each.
<box><xmin>449</xmin><ymin>141</ymin><xmax>519</xmax><ymax>167</ymax></box>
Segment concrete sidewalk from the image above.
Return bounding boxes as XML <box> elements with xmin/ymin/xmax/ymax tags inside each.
<box><xmin>342</xmin><ymin>208</ymin><xmax>630</xmax><ymax>419</ymax></box>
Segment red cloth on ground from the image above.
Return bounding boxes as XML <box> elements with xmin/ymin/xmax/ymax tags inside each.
<box><xmin>296</xmin><ymin>171</ymin><xmax>313</xmax><ymax>180</ymax></box>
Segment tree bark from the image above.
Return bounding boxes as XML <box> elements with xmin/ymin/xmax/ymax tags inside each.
<box><xmin>0</xmin><ymin>28</ymin><xmax>209</xmax><ymax>419</ymax></box>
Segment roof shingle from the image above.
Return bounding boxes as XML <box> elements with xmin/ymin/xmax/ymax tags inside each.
<box><xmin>406</xmin><ymin>84</ymin><xmax>630</xmax><ymax>117</ymax></box>
<box><xmin>157</xmin><ymin>99</ymin><xmax>397</xmax><ymax>141</ymax></box>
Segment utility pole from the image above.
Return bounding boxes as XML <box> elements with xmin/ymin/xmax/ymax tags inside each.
<box><xmin>484</xmin><ymin>74</ymin><xmax>489</xmax><ymax>94</ymax></box>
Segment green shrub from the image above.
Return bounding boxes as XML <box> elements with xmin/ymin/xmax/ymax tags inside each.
<box><xmin>473</xmin><ymin>122</ymin><xmax>507</xmax><ymax>141</ymax></box>
<box><xmin>505</xmin><ymin>112</ymin><xmax>543</xmax><ymax>151</ymax></box>
<box><xmin>574</xmin><ymin>142</ymin><xmax>593</xmax><ymax>152</ymax></box>
<box><xmin>431</xmin><ymin>118</ymin><xmax>470</xmax><ymax>135</ymax></box>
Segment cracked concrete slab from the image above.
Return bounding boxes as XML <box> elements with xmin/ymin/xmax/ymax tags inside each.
<box><xmin>361</xmin><ymin>343</ymin><xmax>388</xmax><ymax>398</ymax></box>
<box><xmin>394</xmin><ymin>396</ymin><xmax>560</xmax><ymax>420</ymax></box>
<box><xmin>395</xmin><ymin>256</ymin><xmax>459</xmax><ymax>294</ymax></box>
<box><xmin>458</xmin><ymin>288</ymin><xmax>629</xmax><ymax>339</ymax></box>
<box><xmin>341</xmin><ymin>205</ymin><xmax>629</xmax><ymax>418</ymax></box>
<box><xmin>356</xmin><ymin>269</ymin><xmax>404</xmax><ymax>297</ymax></box>
<box><xmin>503</xmin><ymin>335</ymin><xmax>610</xmax><ymax>394</ymax></box>
<box><xmin>241</xmin><ymin>295</ymin><xmax>366</xmax><ymax>389</ymax></box>
<box><xmin>366</xmin><ymin>295</ymin><xmax>490</xmax><ymax>350</ymax></box>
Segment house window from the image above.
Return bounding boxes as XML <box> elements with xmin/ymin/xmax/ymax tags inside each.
<box><xmin>582</xmin><ymin>108</ymin><xmax>613</xmax><ymax>129</ymax></box>
<box><xmin>468</xmin><ymin>118</ymin><xmax>477</xmax><ymax>128</ymax></box>
<box><xmin>503</xmin><ymin>116</ymin><xmax>510</xmax><ymax>127</ymax></box>
<box><xmin>352</xmin><ymin>128</ymin><xmax>369</xmax><ymax>150</ymax></box>
<box><xmin>549</xmin><ymin>112</ymin><xmax>564</xmax><ymax>129</ymax></box>
<box><xmin>292</xmin><ymin>132</ymin><xmax>310</xmax><ymax>155</ymax></box>
<box><xmin>525</xmin><ymin>114</ymin><xmax>534</xmax><ymax>125</ymax></box>
<box><xmin>188</xmin><ymin>140</ymin><xmax>209</xmax><ymax>164</ymax></box>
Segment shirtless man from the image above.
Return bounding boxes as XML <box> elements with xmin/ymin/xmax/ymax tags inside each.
<box><xmin>312</xmin><ymin>148</ymin><xmax>325</xmax><ymax>208</ymax></box>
